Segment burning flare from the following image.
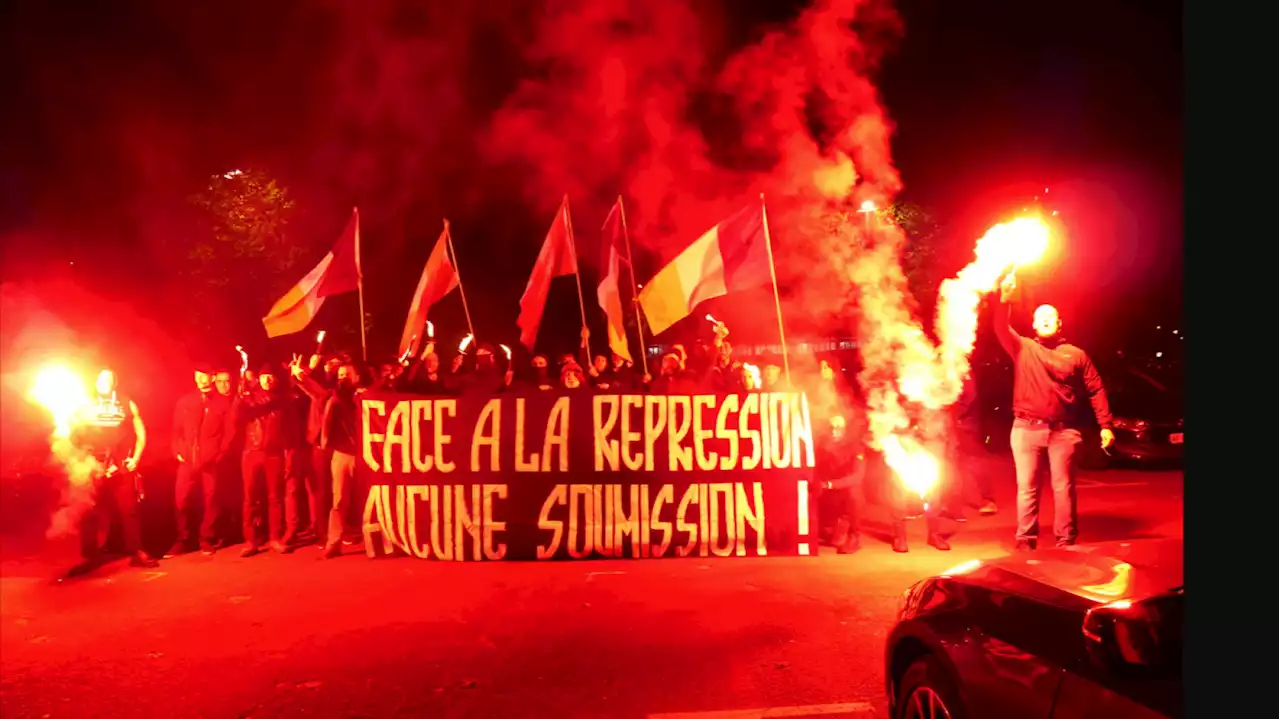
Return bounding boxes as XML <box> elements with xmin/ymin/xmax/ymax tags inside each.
<box><xmin>458</xmin><ymin>334</ymin><xmax>474</xmax><ymax>353</ymax></box>
<box><xmin>28</xmin><ymin>365</ymin><xmax>91</xmax><ymax>439</ymax></box>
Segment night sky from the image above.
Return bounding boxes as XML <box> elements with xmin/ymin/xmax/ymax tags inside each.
<box><xmin>0</xmin><ymin>0</ymin><xmax>1181</xmax><ymax>363</ymax></box>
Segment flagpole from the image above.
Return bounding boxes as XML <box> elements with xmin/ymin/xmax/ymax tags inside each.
<box><xmin>562</xmin><ymin>195</ymin><xmax>593</xmax><ymax>365</ymax></box>
<box><xmin>759</xmin><ymin>194</ymin><xmax>791</xmax><ymax>384</ymax></box>
<box><xmin>354</xmin><ymin>207</ymin><xmax>368</xmax><ymax>362</ymax></box>
<box><xmin>443</xmin><ymin>219</ymin><xmax>478</xmax><ymax>342</ymax></box>
<box><xmin>616</xmin><ymin>196</ymin><xmax>649</xmax><ymax>376</ymax></box>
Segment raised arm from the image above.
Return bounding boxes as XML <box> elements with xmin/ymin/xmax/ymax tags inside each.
<box><xmin>994</xmin><ymin>273</ymin><xmax>1023</xmax><ymax>358</ymax></box>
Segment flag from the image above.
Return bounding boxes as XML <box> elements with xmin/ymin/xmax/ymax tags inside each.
<box><xmin>517</xmin><ymin>197</ymin><xmax>578</xmax><ymax>350</ymax></box>
<box><xmin>398</xmin><ymin>225</ymin><xmax>459</xmax><ymax>357</ymax></box>
<box><xmin>596</xmin><ymin>200</ymin><xmax>632</xmax><ymax>362</ymax></box>
<box><xmin>637</xmin><ymin>203</ymin><xmax>769</xmax><ymax>335</ymax></box>
<box><xmin>262</xmin><ymin>208</ymin><xmax>362</xmax><ymax>338</ymax></box>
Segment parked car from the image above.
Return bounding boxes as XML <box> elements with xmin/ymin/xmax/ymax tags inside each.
<box><xmin>973</xmin><ymin>361</ymin><xmax>1183</xmax><ymax>469</ymax></box>
<box><xmin>885</xmin><ymin>538</ymin><xmax>1182</xmax><ymax>719</ymax></box>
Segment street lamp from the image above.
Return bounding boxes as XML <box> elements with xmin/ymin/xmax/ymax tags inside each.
<box><xmin>856</xmin><ymin>200</ymin><xmax>877</xmax><ymax>231</ymax></box>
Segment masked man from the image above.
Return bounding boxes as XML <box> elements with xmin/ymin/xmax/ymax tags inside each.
<box><xmin>67</xmin><ymin>369</ymin><xmax>159</xmax><ymax>576</ymax></box>
<box><xmin>168</xmin><ymin>363</ymin><xmax>236</xmax><ymax>556</ymax></box>
<box><xmin>995</xmin><ymin>273</ymin><xmax>1113</xmax><ymax>550</ymax></box>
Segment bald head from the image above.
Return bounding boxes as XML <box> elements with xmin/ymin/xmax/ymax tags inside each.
<box><xmin>1032</xmin><ymin>304</ymin><xmax>1062</xmax><ymax>338</ymax></box>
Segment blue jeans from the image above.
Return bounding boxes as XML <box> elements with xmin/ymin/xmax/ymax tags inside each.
<box><xmin>1010</xmin><ymin>419</ymin><xmax>1082</xmax><ymax>543</ymax></box>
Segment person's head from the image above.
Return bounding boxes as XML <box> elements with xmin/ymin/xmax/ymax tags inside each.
<box><xmin>213</xmin><ymin>370</ymin><xmax>233</xmax><ymax>396</ymax></box>
<box><xmin>244</xmin><ymin>369</ymin><xmax>257</xmax><ymax>385</ymax></box>
<box><xmin>763</xmin><ymin>364</ymin><xmax>782</xmax><ymax>387</ymax></box>
<box><xmin>424</xmin><ymin>352</ymin><xmax>440</xmax><ymax>374</ymax></box>
<box><xmin>475</xmin><ymin>344</ymin><xmax>495</xmax><ymax>369</ymax></box>
<box><xmin>194</xmin><ymin>364</ymin><xmax>213</xmax><ymax>393</ymax></box>
<box><xmin>323</xmin><ymin>356</ymin><xmax>342</xmax><ymax>376</ymax></box>
<box><xmin>592</xmin><ymin>354</ymin><xmax>609</xmax><ymax>373</ymax></box>
<box><xmin>531</xmin><ymin>355</ymin><xmax>549</xmax><ymax>371</ymax></box>
<box><xmin>258</xmin><ymin>365</ymin><xmax>276</xmax><ymax>391</ymax></box>
<box><xmin>95</xmin><ymin>368</ymin><xmax>117</xmax><ymax>396</ymax></box>
<box><xmin>561</xmin><ymin>362</ymin><xmax>584</xmax><ymax>389</ymax></box>
<box><xmin>1033</xmin><ymin>304</ymin><xmax>1062</xmax><ymax>339</ymax></box>
<box><xmin>830</xmin><ymin>414</ymin><xmax>847</xmax><ymax>440</ymax></box>
<box><xmin>336</xmin><ymin>362</ymin><xmax>359</xmax><ymax>389</ymax></box>
<box><xmin>660</xmin><ymin>353</ymin><xmax>680</xmax><ymax>376</ymax></box>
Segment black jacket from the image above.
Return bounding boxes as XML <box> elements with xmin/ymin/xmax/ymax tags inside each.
<box><xmin>994</xmin><ymin>304</ymin><xmax>1113</xmax><ymax>429</ymax></box>
<box><xmin>171</xmin><ymin>390</ymin><xmax>236</xmax><ymax>468</ymax></box>
<box><xmin>237</xmin><ymin>388</ymin><xmax>297</xmax><ymax>454</ymax></box>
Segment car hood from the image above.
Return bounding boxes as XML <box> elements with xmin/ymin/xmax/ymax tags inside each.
<box><xmin>956</xmin><ymin>538</ymin><xmax>1183</xmax><ymax>606</ymax></box>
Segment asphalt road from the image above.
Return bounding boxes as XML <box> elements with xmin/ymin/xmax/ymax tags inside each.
<box><xmin>0</xmin><ymin>461</ymin><xmax>1182</xmax><ymax>719</ymax></box>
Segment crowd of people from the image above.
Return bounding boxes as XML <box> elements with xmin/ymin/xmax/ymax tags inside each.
<box><xmin>64</xmin><ymin>277</ymin><xmax>1114</xmax><ymax>577</ymax></box>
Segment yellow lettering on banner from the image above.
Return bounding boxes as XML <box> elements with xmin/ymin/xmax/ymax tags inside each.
<box><xmin>759</xmin><ymin>393</ymin><xmax>773</xmax><ymax>470</ymax></box>
<box><xmin>667</xmin><ymin>396</ymin><xmax>693</xmax><ymax>471</ymax></box>
<box><xmin>791</xmin><ymin>393</ymin><xmax>816</xmax><ymax>469</ymax></box>
<box><xmin>738</xmin><ymin>393</ymin><xmax>761</xmax><ymax>470</ymax></box>
<box><xmin>455</xmin><ymin>484</ymin><xmax>482</xmax><ymax>562</ymax></box>
<box><xmin>433</xmin><ymin>400</ymin><xmax>456</xmax><ymax>473</ymax></box>
<box><xmin>639</xmin><ymin>484</ymin><xmax>652</xmax><ymax>558</ymax></box>
<box><xmin>735</xmin><ymin>482</ymin><xmax>766</xmax><ymax>557</ymax></box>
<box><xmin>380</xmin><ymin>485</ymin><xmax>400</xmax><ymax>555</ymax></box>
<box><xmin>515</xmin><ymin>399</ymin><xmax>540</xmax><ymax>471</ymax></box>
<box><xmin>536</xmin><ymin>484</ymin><xmax>567</xmax><ymax>559</ymax></box>
<box><xmin>407</xmin><ymin>485</ymin><xmax>431</xmax><ymax>558</ymax></box>
<box><xmin>769</xmin><ymin>394</ymin><xmax>792</xmax><ymax>469</ymax></box>
<box><xmin>613</xmin><ymin>484</ymin><xmax>640</xmax><ymax>559</ymax></box>
<box><xmin>410</xmin><ymin>400</ymin><xmax>434</xmax><ymax>472</ymax></box>
<box><xmin>714</xmin><ymin>395</ymin><xmax>741</xmax><ymax>470</ymax></box>
<box><xmin>361</xmin><ymin>484</ymin><xmax>389</xmax><ymax>555</ymax></box>
<box><xmin>361</xmin><ymin>400</ymin><xmax>387</xmax><ymax>472</ymax></box>
<box><xmin>620</xmin><ymin>395</ymin><xmax>644</xmax><ymax>471</ymax></box>
<box><xmin>543</xmin><ymin>397</ymin><xmax>570</xmax><ymax>472</ymax></box>
<box><xmin>482</xmin><ymin>484</ymin><xmax>507</xmax><ymax>561</ymax></box>
<box><xmin>600</xmin><ymin>484</ymin><xmax>613</xmax><ymax>556</ymax></box>
<box><xmin>592</xmin><ymin>484</ymin><xmax>607</xmax><ymax>556</ymax></box>
<box><xmin>709</xmin><ymin>483</ymin><xmax>734</xmax><ymax>558</ymax></box>
<box><xmin>692</xmin><ymin>395</ymin><xmax>718</xmax><ymax>471</ymax></box>
<box><xmin>568</xmin><ymin>484</ymin><xmax>594</xmax><ymax>559</ymax></box>
<box><xmin>650</xmin><ymin>484</ymin><xmax>674</xmax><ymax>557</ymax></box>
<box><xmin>642</xmin><ymin>396</ymin><xmax>667</xmax><ymax>471</ymax></box>
<box><xmin>429</xmin><ymin>485</ymin><xmax>454</xmax><ymax>561</ymax></box>
<box><xmin>675</xmin><ymin>484</ymin><xmax>699</xmax><ymax>557</ymax></box>
<box><xmin>698</xmin><ymin>483</ymin><xmax>710</xmax><ymax>557</ymax></box>
<box><xmin>471</xmin><ymin>399</ymin><xmax>501</xmax><ymax>472</ymax></box>
<box><xmin>395</xmin><ymin>485</ymin><xmax>412</xmax><ymax>553</ymax></box>
<box><xmin>383</xmin><ymin>402</ymin><xmax>412</xmax><ymax>474</ymax></box>
<box><xmin>593</xmin><ymin>395</ymin><xmax>620</xmax><ymax>471</ymax></box>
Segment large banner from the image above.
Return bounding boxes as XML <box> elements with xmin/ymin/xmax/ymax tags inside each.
<box><xmin>356</xmin><ymin>390</ymin><xmax>821</xmax><ymax>561</ymax></box>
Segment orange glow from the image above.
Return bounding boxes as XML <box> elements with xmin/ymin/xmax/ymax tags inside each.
<box><xmin>814</xmin><ymin>153</ymin><xmax>856</xmax><ymax>199</ymax></box>
<box><xmin>458</xmin><ymin>333</ymin><xmax>474</xmax><ymax>353</ymax></box>
<box><xmin>742</xmin><ymin>362</ymin><xmax>762</xmax><ymax>389</ymax></box>
<box><xmin>28</xmin><ymin>365</ymin><xmax>91</xmax><ymax>439</ymax></box>
<box><xmin>880</xmin><ymin>434</ymin><xmax>940</xmax><ymax>498</ymax></box>
<box><xmin>942</xmin><ymin>559</ymin><xmax>982</xmax><ymax>576</ymax></box>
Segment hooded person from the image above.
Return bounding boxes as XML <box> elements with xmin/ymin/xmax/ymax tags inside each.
<box><xmin>461</xmin><ymin>343</ymin><xmax>512</xmax><ymax>394</ymax></box>
<box><xmin>559</xmin><ymin>359</ymin><xmax>590</xmax><ymax>391</ymax></box>
<box><xmin>522</xmin><ymin>354</ymin><xmax>557</xmax><ymax>391</ymax></box>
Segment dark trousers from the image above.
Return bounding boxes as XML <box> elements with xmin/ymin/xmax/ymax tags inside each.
<box><xmin>241</xmin><ymin>450</ymin><xmax>293</xmax><ymax>547</ymax></box>
<box><xmin>308</xmin><ymin>446</ymin><xmax>332</xmax><ymax>545</ymax></box>
<box><xmin>174</xmin><ymin>462</ymin><xmax>220</xmax><ymax>548</ymax></box>
<box><xmin>943</xmin><ymin>425</ymin><xmax>994</xmax><ymax>511</ymax></box>
<box><xmin>80</xmin><ymin>471</ymin><xmax>143</xmax><ymax>560</ymax></box>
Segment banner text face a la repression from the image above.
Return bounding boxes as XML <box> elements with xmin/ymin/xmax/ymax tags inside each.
<box><xmin>358</xmin><ymin>390</ymin><xmax>820</xmax><ymax>561</ymax></box>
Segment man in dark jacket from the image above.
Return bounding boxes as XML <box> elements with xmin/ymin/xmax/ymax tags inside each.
<box><xmin>237</xmin><ymin>365</ymin><xmax>297</xmax><ymax>556</ymax></box>
<box><xmin>995</xmin><ymin>272</ymin><xmax>1114</xmax><ymax>550</ymax></box>
<box><xmin>295</xmin><ymin>353</ymin><xmax>338</xmax><ymax>547</ymax></box>
<box><xmin>291</xmin><ymin>357</ymin><xmax>361</xmax><ymax>559</ymax></box>
<box><xmin>818</xmin><ymin>414</ymin><xmax>867</xmax><ymax>555</ymax></box>
<box><xmin>167</xmin><ymin>363</ymin><xmax>236</xmax><ymax>556</ymax></box>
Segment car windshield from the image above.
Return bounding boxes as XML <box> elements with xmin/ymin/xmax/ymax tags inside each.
<box><xmin>1106</xmin><ymin>369</ymin><xmax>1182</xmax><ymax>420</ymax></box>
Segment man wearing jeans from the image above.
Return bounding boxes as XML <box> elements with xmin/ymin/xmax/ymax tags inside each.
<box><xmin>290</xmin><ymin>357</ymin><xmax>361</xmax><ymax>559</ymax></box>
<box><xmin>994</xmin><ymin>272</ymin><xmax>1114</xmax><ymax>550</ymax></box>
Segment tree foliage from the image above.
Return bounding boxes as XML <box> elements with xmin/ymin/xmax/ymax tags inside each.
<box><xmin>181</xmin><ymin>168</ymin><xmax>305</xmax><ymax>339</ymax></box>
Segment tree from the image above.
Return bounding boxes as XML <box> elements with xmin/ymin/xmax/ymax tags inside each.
<box><xmin>883</xmin><ymin>202</ymin><xmax>944</xmax><ymax>306</ymax></box>
<box><xmin>179</xmin><ymin>168</ymin><xmax>305</xmax><ymax>341</ymax></box>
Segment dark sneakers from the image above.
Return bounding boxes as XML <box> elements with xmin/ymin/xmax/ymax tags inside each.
<box><xmin>837</xmin><ymin>533</ymin><xmax>861</xmax><ymax>555</ymax></box>
<box><xmin>1014</xmin><ymin>539</ymin><xmax>1037</xmax><ymax>552</ymax></box>
<box><xmin>927</xmin><ymin>533</ymin><xmax>951</xmax><ymax>551</ymax></box>
<box><xmin>977</xmin><ymin>500</ymin><xmax>998</xmax><ymax>516</ymax></box>
<box><xmin>164</xmin><ymin>542</ymin><xmax>192</xmax><ymax>559</ymax></box>
<box><xmin>130</xmin><ymin>552</ymin><xmax>159</xmax><ymax>569</ymax></box>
